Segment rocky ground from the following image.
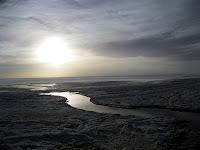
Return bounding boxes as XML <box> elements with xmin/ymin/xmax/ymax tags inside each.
<box><xmin>0</xmin><ymin>78</ymin><xmax>200</xmax><ymax>149</ymax></box>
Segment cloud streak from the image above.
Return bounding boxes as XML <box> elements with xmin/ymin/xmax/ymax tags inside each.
<box><xmin>0</xmin><ymin>0</ymin><xmax>200</xmax><ymax>77</ymax></box>
<box><xmin>92</xmin><ymin>33</ymin><xmax>200</xmax><ymax>60</ymax></box>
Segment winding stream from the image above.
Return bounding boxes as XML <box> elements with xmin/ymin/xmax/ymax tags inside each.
<box><xmin>41</xmin><ymin>92</ymin><xmax>200</xmax><ymax>129</ymax></box>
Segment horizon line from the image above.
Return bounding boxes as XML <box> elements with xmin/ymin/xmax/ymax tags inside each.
<box><xmin>0</xmin><ymin>74</ymin><xmax>199</xmax><ymax>79</ymax></box>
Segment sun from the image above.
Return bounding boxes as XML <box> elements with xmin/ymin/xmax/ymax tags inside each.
<box><xmin>36</xmin><ymin>37</ymin><xmax>75</xmax><ymax>66</ymax></box>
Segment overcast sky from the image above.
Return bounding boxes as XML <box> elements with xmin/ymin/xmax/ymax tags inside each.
<box><xmin>0</xmin><ymin>0</ymin><xmax>200</xmax><ymax>78</ymax></box>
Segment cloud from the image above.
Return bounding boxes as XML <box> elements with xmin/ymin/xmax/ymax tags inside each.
<box><xmin>91</xmin><ymin>33</ymin><xmax>200</xmax><ymax>60</ymax></box>
<box><xmin>75</xmin><ymin>0</ymin><xmax>200</xmax><ymax>61</ymax></box>
<box><xmin>1</xmin><ymin>0</ymin><xmax>200</xmax><ymax>59</ymax></box>
<box><xmin>0</xmin><ymin>0</ymin><xmax>200</xmax><ymax>76</ymax></box>
<box><xmin>0</xmin><ymin>0</ymin><xmax>7</xmax><ymax>5</ymax></box>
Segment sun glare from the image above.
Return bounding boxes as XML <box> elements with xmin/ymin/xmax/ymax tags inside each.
<box><xmin>36</xmin><ymin>37</ymin><xmax>75</xmax><ymax>66</ymax></box>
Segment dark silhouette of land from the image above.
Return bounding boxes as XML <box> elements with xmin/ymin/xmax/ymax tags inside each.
<box><xmin>0</xmin><ymin>78</ymin><xmax>200</xmax><ymax>149</ymax></box>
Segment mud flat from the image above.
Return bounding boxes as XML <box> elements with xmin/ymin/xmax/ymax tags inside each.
<box><xmin>1</xmin><ymin>78</ymin><xmax>200</xmax><ymax>149</ymax></box>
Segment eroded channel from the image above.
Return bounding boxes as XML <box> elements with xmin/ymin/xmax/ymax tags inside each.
<box><xmin>41</xmin><ymin>92</ymin><xmax>200</xmax><ymax>129</ymax></box>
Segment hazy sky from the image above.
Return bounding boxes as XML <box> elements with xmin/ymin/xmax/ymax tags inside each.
<box><xmin>0</xmin><ymin>0</ymin><xmax>200</xmax><ymax>78</ymax></box>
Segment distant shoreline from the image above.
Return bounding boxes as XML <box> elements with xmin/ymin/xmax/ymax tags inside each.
<box><xmin>0</xmin><ymin>74</ymin><xmax>200</xmax><ymax>79</ymax></box>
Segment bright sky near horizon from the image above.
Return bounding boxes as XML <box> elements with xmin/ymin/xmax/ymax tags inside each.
<box><xmin>0</xmin><ymin>0</ymin><xmax>200</xmax><ymax>78</ymax></box>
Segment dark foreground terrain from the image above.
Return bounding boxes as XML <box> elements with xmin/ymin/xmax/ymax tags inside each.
<box><xmin>1</xmin><ymin>78</ymin><xmax>200</xmax><ymax>149</ymax></box>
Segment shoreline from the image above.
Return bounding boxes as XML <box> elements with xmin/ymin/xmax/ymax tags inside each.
<box><xmin>1</xmin><ymin>78</ymin><xmax>200</xmax><ymax>149</ymax></box>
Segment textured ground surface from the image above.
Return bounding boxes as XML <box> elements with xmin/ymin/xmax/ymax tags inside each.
<box><xmin>0</xmin><ymin>78</ymin><xmax>200</xmax><ymax>149</ymax></box>
<box><xmin>57</xmin><ymin>78</ymin><xmax>200</xmax><ymax>112</ymax></box>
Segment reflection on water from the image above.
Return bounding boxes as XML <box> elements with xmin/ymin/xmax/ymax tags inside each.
<box><xmin>41</xmin><ymin>92</ymin><xmax>154</xmax><ymax>117</ymax></box>
<box><xmin>1</xmin><ymin>75</ymin><xmax>199</xmax><ymax>87</ymax></box>
<box><xmin>41</xmin><ymin>92</ymin><xmax>200</xmax><ymax>129</ymax></box>
<box><xmin>13</xmin><ymin>83</ymin><xmax>56</xmax><ymax>91</ymax></box>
